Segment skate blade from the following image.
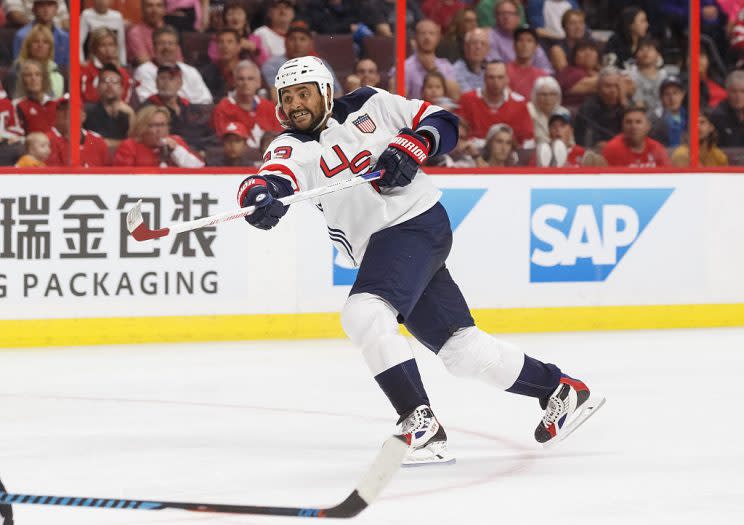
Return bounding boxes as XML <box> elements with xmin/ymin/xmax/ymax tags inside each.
<box><xmin>543</xmin><ymin>394</ymin><xmax>606</xmax><ymax>449</ymax></box>
<box><xmin>402</xmin><ymin>444</ymin><xmax>456</xmax><ymax>467</ymax></box>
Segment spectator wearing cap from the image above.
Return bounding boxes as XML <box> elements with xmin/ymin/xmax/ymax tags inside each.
<box><xmin>457</xmin><ymin>60</ymin><xmax>535</xmax><ymax>149</ymax></box>
<box><xmin>212</xmin><ymin>60</ymin><xmax>282</xmax><ymax>150</ymax></box>
<box><xmin>476</xmin><ymin>123</ymin><xmax>519</xmax><ymax>166</ymax></box>
<box><xmin>207</xmin><ymin>2</ymin><xmax>268</xmax><ymax>66</ymax></box>
<box><xmin>83</xmin><ymin>64</ymin><xmax>135</xmax><ymax>149</ymax></box>
<box><xmin>12</xmin><ymin>0</ymin><xmax>69</xmax><ymax>67</ymax></box>
<box><xmin>709</xmin><ymin>70</ymin><xmax>744</xmax><ymax>148</ymax></box>
<box><xmin>400</xmin><ymin>19</ymin><xmax>459</xmax><ymax>100</ymax></box>
<box><xmin>506</xmin><ymin>25</ymin><xmax>550</xmax><ymax>99</ymax></box>
<box><xmin>253</xmin><ymin>0</ymin><xmax>296</xmax><ymax>59</ymax></box>
<box><xmin>6</xmin><ymin>0</ymin><xmax>69</xmax><ymax>30</ymax></box>
<box><xmin>134</xmin><ymin>25</ymin><xmax>213</xmax><ymax>104</ymax></box>
<box><xmin>671</xmin><ymin>109</ymin><xmax>728</xmax><ymax>167</ymax></box>
<box><xmin>80</xmin><ymin>0</ymin><xmax>126</xmax><ymax>64</ymax></box>
<box><xmin>574</xmin><ymin>66</ymin><xmax>627</xmax><ymax>148</ymax></box>
<box><xmin>525</xmin><ymin>0</ymin><xmax>579</xmax><ymax>40</ymax></box>
<box><xmin>201</xmin><ymin>28</ymin><xmax>241</xmax><ymax>101</ymax></box>
<box><xmin>528</xmin><ymin>76</ymin><xmax>567</xmax><ymax>144</ymax></box>
<box><xmin>453</xmin><ymin>28</ymin><xmax>488</xmax><ymax>94</ymax></box>
<box><xmin>6</xmin><ymin>23</ymin><xmax>65</xmax><ymax>100</ymax></box>
<box><xmin>261</xmin><ymin>21</ymin><xmax>343</xmax><ymax>99</ymax></box>
<box><xmin>555</xmin><ymin>38</ymin><xmax>600</xmax><ymax>107</ymax></box>
<box><xmin>143</xmin><ymin>63</ymin><xmax>218</xmax><ymax>152</ymax></box>
<box><xmin>81</xmin><ymin>27</ymin><xmax>134</xmax><ymax>103</ymax></box>
<box><xmin>128</xmin><ymin>0</ymin><xmax>183</xmax><ymax>67</ymax></box>
<box><xmin>602</xmin><ymin>105</ymin><xmax>669</xmax><ymax>167</ymax></box>
<box><xmin>113</xmin><ymin>105</ymin><xmax>204</xmax><ymax>167</ymax></box>
<box><xmin>13</xmin><ymin>59</ymin><xmax>56</xmax><ymax>134</ymax></box>
<box><xmin>207</xmin><ymin>121</ymin><xmax>256</xmax><ymax>166</ymax></box>
<box><xmin>548</xmin><ymin>8</ymin><xmax>592</xmax><ymax>72</ymax></box>
<box><xmin>627</xmin><ymin>37</ymin><xmax>667</xmax><ymax>114</ymax></box>
<box><xmin>649</xmin><ymin>76</ymin><xmax>687</xmax><ymax>147</ymax></box>
<box><xmin>536</xmin><ymin>110</ymin><xmax>584</xmax><ymax>167</ymax></box>
<box><xmin>487</xmin><ymin>1</ymin><xmax>552</xmax><ymax>73</ymax></box>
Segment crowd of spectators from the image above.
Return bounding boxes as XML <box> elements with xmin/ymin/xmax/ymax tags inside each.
<box><xmin>0</xmin><ymin>0</ymin><xmax>741</xmax><ymax>168</ymax></box>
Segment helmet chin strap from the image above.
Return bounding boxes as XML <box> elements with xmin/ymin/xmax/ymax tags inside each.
<box><xmin>311</xmin><ymin>82</ymin><xmax>333</xmax><ymax>132</ymax></box>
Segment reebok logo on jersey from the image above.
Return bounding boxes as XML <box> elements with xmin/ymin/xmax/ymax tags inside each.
<box><xmin>391</xmin><ymin>136</ymin><xmax>427</xmax><ymax>164</ymax></box>
<box><xmin>529</xmin><ymin>188</ymin><xmax>674</xmax><ymax>282</ymax></box>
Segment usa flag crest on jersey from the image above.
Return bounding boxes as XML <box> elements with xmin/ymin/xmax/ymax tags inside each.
<box><xmin>352</xmin><ymin>114</ymin><xmax>376</xmax><ymax>133</ymax></box>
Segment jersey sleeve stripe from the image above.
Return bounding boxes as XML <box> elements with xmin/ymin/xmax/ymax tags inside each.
<box><xmin>259</xmin><ymin>163</ymin><xmax>300</xmax><ymax>191</ymax></box>
<box><xmin>411</xmin><ymin>101</ymin><xmax>431</xmax><ymax>129</ymax></box>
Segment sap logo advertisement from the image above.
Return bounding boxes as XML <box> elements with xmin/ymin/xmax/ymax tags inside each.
<box><xmin>333</xmin><ymin>189</ymin><xmax>487</xmax><ymax>285</ymax></box>
<box><xmin>530</xmin><ymin>188</ymin><xmax>674</xmax><ymax>283</ymax></box>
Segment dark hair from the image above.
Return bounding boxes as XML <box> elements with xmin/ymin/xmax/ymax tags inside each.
<box><xmin>569</xmin><ymin>38</ymin><xmax>600</xmax><ymax>65</ymax></box>
<box><xmin>616</xmin><ymin>6</ymin><xmax>645</xmax><ymax>43</ymax></box>
<box><xmin>700</xmin><ymin>107</ymin><xmax>719</xmax><ymax>147</ymax></box>
<box><xmin>622</xmin><ymin>103</ymin><xmax>648</xmax><ymax>119</ymax></box>
<box><xmin>152</xmin><ymin>24</ymin><xmax>179</xmax><ymax>46</ymax></box>
<box><xmin>222</xmin><ymin>1</ymin><xmax>250</xmax><ymax>31</ymax></box>
<box><xmin>217</xmin><ymin>28</ymin><xmax>241</xmax><ymax>41</ymax></box>
<box><xmin>561</xmin><ymin>8</ymin><xmax>585</xmax><ymax>31</ymax></box>
<box><xmin>100</xmin><ymin>63</ymin><xmax>122</xmax><ymax>78</ymax></box>
<box><xmin>634</xmin><ymin>36</ymin><xmax>661</xmax><ymax>57</ymax></box>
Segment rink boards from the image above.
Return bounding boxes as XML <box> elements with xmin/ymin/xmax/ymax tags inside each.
<box><xmin>1</xmin><ymin>173</ymin><xmax>743</xmax><ymax>346</ymax></box>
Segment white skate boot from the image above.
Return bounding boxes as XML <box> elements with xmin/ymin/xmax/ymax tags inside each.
<box><xmin>535</xmin><ymin>375</ymin><xmax>605</xmax><ymax>447</ymax></box>
<box><xmin>399</xmin><ymin>405</ymin><xmax>455</xmax><ymax>466</ymax></box>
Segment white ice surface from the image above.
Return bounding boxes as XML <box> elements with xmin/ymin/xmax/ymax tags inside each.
<box><xmin>2</xmin><ymin>328</ymin><xmax>743</xmax><ymax>525</ymax></box>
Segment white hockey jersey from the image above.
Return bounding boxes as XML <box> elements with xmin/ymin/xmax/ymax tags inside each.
<box><xmin>257</xmin><ymin>87</ymin><xmax>445</xmax><ymax>266</ymax></box>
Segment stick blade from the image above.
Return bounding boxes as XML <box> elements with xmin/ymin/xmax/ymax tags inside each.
<box><xmin>126</xmin><ymin>200</ymin><xmax>170</xmax><ymax>241</ymax></box>
<box><xmin>325</xmin><ymin>434</ymin><xmax>408</xmax><ymax>518</ymax></box>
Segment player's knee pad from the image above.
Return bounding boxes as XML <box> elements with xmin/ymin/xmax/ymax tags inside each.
<box><xmin>341</xmin><ymin>292</ymin><xmax>413</xmax><ymax>375</ymax></box>
<box><xmin>438</xmin><ymin>326</ymin><xmax>525</xmax><ymax>390</ymax></box>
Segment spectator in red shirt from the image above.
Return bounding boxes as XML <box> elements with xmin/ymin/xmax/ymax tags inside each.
<box><xmin>46</xmin><ymin>93</ymin><xmax>68</xmax><ymax>165</ymax></box>
<box><xmin>555</xmin><ymin>38</ymin><xmax>600</xmax><ymax>108</ymax></box>
<box><xmin>211</xmin><ymin>60</ymin><xmax>282</xmax><ymax>150</ymax></box>
<box><xmin>113</xmin><ymin>105</ymin><xmax>204</xmax><ymax>167</ymax></box>
<box><xmin>457</xmin><ymin>59</ymin><xmax>535</xmax><ymax>149</ymax></box>
<box><xmin>421</xmin><ymin>0</ymin><xmax>467</xmax><ymax>32</ymax></box>
<box><xmin>81</xmin><ymin>26</ymin><xmax>133</xmax><ymax>103</ymax></box>
<box><xmin>602</xmin><ymin>105</ymin><xmax>670</xmax><ymax>167</ymax></box>
<box><xmin>13</xmin><ymin>59</ymin><xmax>56</xmax><ymax>134</ymax></box>
<box><xmin>0</xmin><ymin>79</ymin><xmax>25</xmax><ymax>141</ymax></box>
<box><xmin>506</xmin><ymin>25</ymin><xmax>549</xmax><ymax>99</ymax></box>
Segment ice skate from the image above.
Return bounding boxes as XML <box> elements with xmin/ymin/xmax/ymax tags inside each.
<box><xmin>535</xmin><ymin>375</ymin><xmax>605</xmax><ymax>447</ymax></box>
<box><xmin>399</xmin><ymin>405</ymin><xmax>455</xmax><ymax>466</ymax></box>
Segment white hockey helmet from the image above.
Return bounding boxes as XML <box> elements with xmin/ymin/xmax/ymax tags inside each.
<box><xmin>274</xmin><ymin>56</ymin><xmax>335</xmax><ymax>130</ymax></box>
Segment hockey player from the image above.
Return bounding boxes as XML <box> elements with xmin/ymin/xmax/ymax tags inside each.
<box><xmin>238</xmin><ymin>56</ymin><xmax>604</xmax><ymax>464</ymax></box>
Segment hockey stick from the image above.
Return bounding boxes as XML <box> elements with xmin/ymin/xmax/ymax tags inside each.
<box><xmin>0</xmin><ymin>434</ymin><xmax>407</xmax><ymax>519</ymax></box>
<box><xmin>126</xmin><ymin>169</ymin><xmax>383</xmax><ymax>242</ymax></box>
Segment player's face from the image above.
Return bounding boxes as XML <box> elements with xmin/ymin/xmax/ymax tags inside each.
<box><xmin>661</xmin><ymin>85</ymin><xmax>684</xmax><ymax>112</ymax></box>
<box><xmin>223</xmin><ymin>134</ymin><xmax>247</xmax><ymax>159</ymax></box>
<box><xmin>280</xmin><ymin>82</ymin><xmax>326</xmax><ymax>131</ymax></box>
<box><xmin>235</xmin><ymin>65</ymin><xmax>261</xmax><ymax>97</ymax></box>
<box><xmin>622</xmin><ymin>111</ymin><xmax>649</xmax><ymax>144</ymax></box>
